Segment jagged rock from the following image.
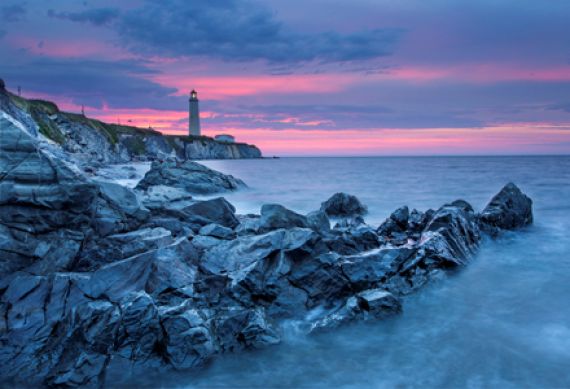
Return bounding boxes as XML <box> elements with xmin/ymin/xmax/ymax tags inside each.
<box><xmin>180</xmin><ymin>197</ymin><xmax>239</xmax><ymax>228</ymax></box>
<box><xmin>306</xmin><ymin>210</ymin><xmax>331</xmax><ymax>234</ymax></box>
<box><xmin>212</xmin><ymin>307</ymin><xmax>280</xmax><ymax>352</ymax></box>
<box><xmin>377</xmin><ymin>206</ymin><xmax>412</xmax><ymax>244</ymax></box>
<box><xmin>96</xmin><ymin>180</ymin><xmax>149</xmax><ymax>220</ymax></box>
<box><xmin>479</xmin><ymin>182</ymin><xmax>533</xmax><ymax>233</ymax></box>
<box><xmin>136</xmin><ymin>160</ymin><xmax>246</xmax><ymax>195</ymax></box>
<box><xmin>159</xmin><ymin>304</ymin><xmax>215</xmax><ymax>370</ymax></box>
<box><xmin>77</xmin><ymin>227</ymin><xmax>174</xmax><ymax>270</ymax></box>
<box><xmin>0</xmin><ymin>121</ymin><xmax>537</xmax><ymax>389</ymax></box>
<box><xmin>287</xmin><ymin>252</ymin><xmax>349</xmax><ymax>308</ymax></box>
<box><xmin>139</xmin><ymin>184</ymin><xmax>193</xmax><ymax>210</ymax></box>
<box><xmin>201</xmin><ymin>227</ymin><xmax>318</xmax><ymax>278</ymax></box>
<box><xmin>340</xmin><ymin>247</ymin><xmax>416</xmax><ymax>291</ymax></box>
<box><xmin>199</xmin><ymin>223</ymin><xmax>236</xmax><ymax>240</ymax></box>
<box><xmin>202</xmin><ymin>228</ymin><xmax>322</xmax><ymax>316</ymax></box>
<box><xmin>116</xmin><ymin>292</ymin><xmax>161</xmax><ymax>361</ymax></box>
<box><xmin>0</xmin><ymin>114</ymin><xmax>97</xmax><ymax>216</ymax></box>
<box><xmin>258</xmin><ymin>204</ymin><xmax>309</xmax><ymax>232</ymax></box>
<box><xmin>77</xmin><ymin>238</ymin><xmax>197</xmax><ymax>302</ymax></box>
<box><xmin>324</xmin><ymin>223</ymin><xmax>380</xmax><ymax>255</ymax></box>
<box><xmin>320</xmin><ymin>192</ymin><xmax>368</xmax><ymax>217</ymax></box>
<box><xmin>310</xmin><ymin>289</ymin><xmax>401</xmax><ymax>332</ymax></box>
<box><xmin>235</xmin><ymin>214</ymin><xmax>261</xmax><ymax>235</ymax></box>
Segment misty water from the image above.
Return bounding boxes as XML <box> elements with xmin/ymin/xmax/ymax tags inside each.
<box><xmin>144</xmin><ymin>156</ymin><xmax>570</xmax><ymax>388</ymax></box>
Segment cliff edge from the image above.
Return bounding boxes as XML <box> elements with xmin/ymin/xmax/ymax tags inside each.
<box><xmin>0</xmin><ymin>83</ymin><xmax>262</xmax><ymax>168</ymax></box>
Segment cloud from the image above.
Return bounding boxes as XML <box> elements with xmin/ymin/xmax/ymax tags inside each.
<box><xmin>0</xmin><ymin>57</ymin><xmax>183</xmax><ymax>110</ymax></box>
<box><xmin>547</xmin><ymin>103</ymin><xmax>570</xmax><ymax>113</ymax></box>
<box><xmin>1</xmin><ymin>4</ymin><xmax>26</xmax><ymax>22</ymax></box>
<box><xmin>47</xmin><ymin>7</ymin><xmax>120</xmax><ymax>26</ymax></box>
<box><xmin>50</xmin><ymin>0</ymin><xmax>402</xmax><ymax>64</ymax></box>
<box><xmin>201</xmin><ymin>102</ymin><xmax>484</xmax><ymax>130</ymax></box>
<box><xmin>0</xmin><ymin>30</ymin><xmax>6</xmax><ymax>39</ymax></box>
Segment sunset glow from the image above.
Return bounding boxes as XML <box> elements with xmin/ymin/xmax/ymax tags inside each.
<box><xmin>1</xmin><ymin>0</ymin><xmax>569</xmax><ymax>155</ymax></box>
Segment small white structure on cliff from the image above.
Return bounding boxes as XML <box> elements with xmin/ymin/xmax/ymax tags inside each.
<box><xmin>214</xmin><ymin>134</ymin><xmax>235</xmax><ymax>143</ymax></box>
<box><xmin>189</xmin><ymin>89</ymin><xmax>201</xmax><ymax>136</ymax></box>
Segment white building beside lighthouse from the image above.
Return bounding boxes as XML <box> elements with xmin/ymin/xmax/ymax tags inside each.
<box><xmin>189</xmin><ymin>89</ymin><xmax>201</xmax><ymax>136</ymax></box>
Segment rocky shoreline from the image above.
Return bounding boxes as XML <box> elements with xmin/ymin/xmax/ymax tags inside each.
<box><xmin>0</xmin><ymin>112</ymin><xmax>533</xmax><ymax>387</ymax></box>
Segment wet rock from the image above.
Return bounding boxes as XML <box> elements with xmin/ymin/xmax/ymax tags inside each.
<box><xmin>235</xmin><ymin>214</ymin><xmax>261</xmax><ymax>236</ymax></box>
<box><xmin>202</xmin><ymin>228</ymin><xmax>322</xmax><ymax>316</ymax></box>
<box><xmin>199</xmin><ymin>223</ymin><xmax>236</xmax><ymax>240</ymax></box>
<box><xmin>77</xmin><ymin>227</ymin><xmax>173</xmax><ymax>270</ymax></box>
<box><xmin>136</xmin><ymin>160</ymin><xmax>246</xmax><ymax>195</ymax></box>
<box><xmin>159</xmin><ymin>304</ymin><xmax>214</xmax><ymax>370</ymax></box>
<box><xmin>310</xmin><ymin>289</ymin><xmax>401</xmax><ymax>332</ymax></box>
<box><xmin>116</xmin><ymin>292</ymin><xmax>161</xmax><ymax>361</ymax></box>
<box><xmin>287</xmin><ymin>252</ymin><xmax>349</xmax><ymax>308</ymax></box>
<box><xmin>320</xmin><ymin>192</ymin><xmax>368</xmax><ymax>217</ymax></box>
<box><xmin>376</xmin><ymin>206</ymin><xmax>412</xmax><ymax>244</ymax></box>
<box><xmin>340</xmin><ymin>247</ymin><xmax>416</xmax><ymax>291</ymax></box>
<box><xmin>77</xmin><ymin>238</ymin><xmax>197</xmax><ymax>302</ymax></box>
<box><xmin>324</xmin><ymin>223</ymin><xmax>380</xmax><ymax>255</ymax></box>
<box><xmin>46</xmin><ymin>300</ymin><xmax>121</xmax><ymax>387</ymax></box>
<box><xmin>258</xmin><ymin>204</ymin><xmax>309</xmax><ymax>232</ymax></box>
<box><xmin>306</xmin><ymin>210</ymin><xmax>331</xmax><ymax>234</ymax></box>
<box><xmin>96</xmin><ymin>180</ymin><xmax>149</xmax><ymax>220</ymax></box>
<box><xmin>479</xmin><ymin>182</ymin><xmax>533</xmax><ymax>233</ymax></box>
<box><xmin>166</xmin><ymin>197</ymin><xmax>239</xmax><ymax>228</ymax></box>
<box><xmin>212</xmin><ymin>307</ymin><xmax>280</xmax><ymax>352</ymax></box>
<box><xmin>139</xmin><ymin>184</ymin><xmax>194</xmax><ymax>210</ymax></box>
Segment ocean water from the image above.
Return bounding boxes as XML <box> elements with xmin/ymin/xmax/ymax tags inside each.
<box><xmin>156</xmin><ymin>156</ymin><xmax>570</xmax><ymax>388</ymax></box>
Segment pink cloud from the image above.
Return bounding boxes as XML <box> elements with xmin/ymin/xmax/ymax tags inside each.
<box><xmin>150</xmin><ymin>73</ymin><xmax>358</xmax><ymax>99</ymax></box>
<box><xmin>385</xmin><ymin>64</ymin><xmax>570</xmax><ymax>83</ymax></box>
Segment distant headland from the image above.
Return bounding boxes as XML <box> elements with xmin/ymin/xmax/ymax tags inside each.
<box><xmin>0</xmin><ymin>79</ymin><xmax>262</xmax><ymax>169</ymax></box>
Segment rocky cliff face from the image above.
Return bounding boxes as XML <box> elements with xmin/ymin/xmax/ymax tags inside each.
<box><xmin>0</xmin><ymin>87</ymin><xmax>261</xmax><ymax>170</ymax></box>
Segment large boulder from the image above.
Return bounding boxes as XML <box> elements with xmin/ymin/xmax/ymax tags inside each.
<box><xmin>258</xmin><ymin>204</ymin><xmax>309</xmax><ymax>232</ymax></box>
<box><xmin>479</xmin><ymin>182</ymin><xmax>533</xmax><ymax>233</ymax></box>
<box><xmin>136</xmin><ymin>160</ymin><xmax>245</xmax><ymax>195</ymax></box>
<box><xmin>320</xmin><ymin>192</ymin><xmax>367</xmax><ymax>217</ymax></box>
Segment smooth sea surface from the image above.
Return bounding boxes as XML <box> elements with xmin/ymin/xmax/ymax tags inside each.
<box><xmin>160</xmin><ymin>156</ymin><xmax>570</xmax><ymax>388</ymax></box>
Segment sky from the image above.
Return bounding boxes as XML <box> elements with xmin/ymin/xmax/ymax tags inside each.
<box><xmin>1</xmin><ymin>0</ymin><xmax>570</xmax><ymax>156</ymax></box>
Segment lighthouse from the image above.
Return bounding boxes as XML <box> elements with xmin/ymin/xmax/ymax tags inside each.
<box><xmin>189</xmin><ymin>89</ymin><xmax>201</xmax><ymax>136</ymax></box>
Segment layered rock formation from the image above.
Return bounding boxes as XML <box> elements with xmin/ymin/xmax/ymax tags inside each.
<box><xmin>0</xmin><ymin>86</ymin><xmax>261</xmax><ymax>171</ymax></box>
<box><xmin>0</xmin><ymin>113</ymin><xmax>534</xmax><ymax>387</ymax></box>
<box><xmin>136</xmin><ymin>160</ymin><xmax>245</xmax><ymax>195</ymax></box>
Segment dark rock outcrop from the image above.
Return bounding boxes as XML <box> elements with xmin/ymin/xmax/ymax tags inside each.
<box><xmin>310</xmin><ymin>289</ymin><xmax>402</xmax><ymax>332</ymax></box>
<box><xmin>479</xmin><ymin>182</ymin><xmax>533</xmax><ymax>233</ymax></box>
<box><xmin>137</xmin><ymin>160</ymin><xmax>245</xmax><ymax>195</ymax></box>
<box><xmin>258</xmin><ymin>204</ymin><xmax>310</xmax><ymax>232</ymax></box>
<box><xmin>320</xmin><ymin>192</ymin><xmax>368</xmax><ymax>217</ymax></box>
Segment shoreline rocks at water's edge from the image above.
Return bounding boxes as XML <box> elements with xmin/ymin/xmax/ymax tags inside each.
<box><xmin>0</xmin><ymin>113</ymin><xmax>534</xmax><ymax>387</ymax></box>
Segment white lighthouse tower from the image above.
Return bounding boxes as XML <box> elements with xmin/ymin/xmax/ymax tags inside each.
<box><xmin>189</xmin><ymin>89</ymin><xmax>201</xmax><ymax>136</ymax></box>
